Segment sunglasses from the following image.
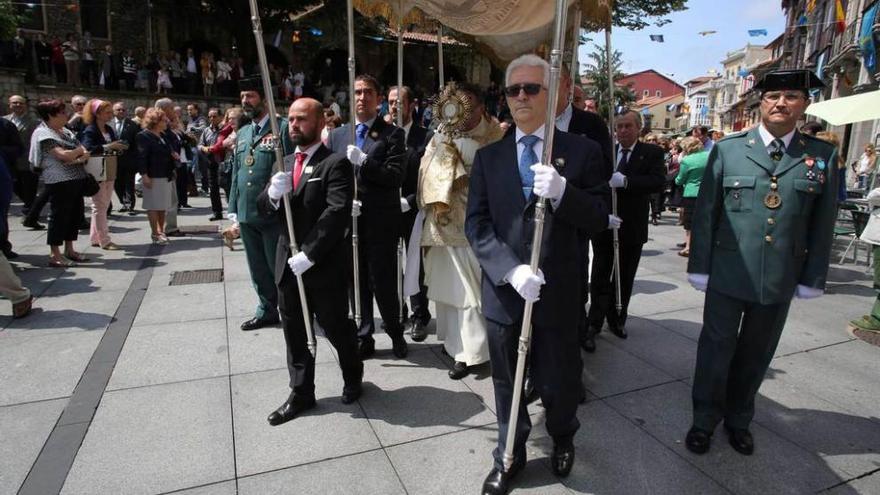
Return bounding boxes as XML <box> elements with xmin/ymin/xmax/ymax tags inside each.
<box><xmin>504</xmin><ymin>83</ymin><xmax>544</xmax><ymax>97</ymax></box>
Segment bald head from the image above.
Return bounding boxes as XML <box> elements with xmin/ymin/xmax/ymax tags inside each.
<box><xmin>288</xmin><ymin>97</ymin><xmax>325</xmax><ymax>147</ymax></box>
<box><xmin>8</xmin><ymin>95</ymin><xmax>27</xmax><ymax>116</ymax></box>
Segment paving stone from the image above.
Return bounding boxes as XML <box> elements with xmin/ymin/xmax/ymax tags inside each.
<box><xmin>580</xmin><ymin>340</ymin><xmax>676</xmax><ymax>399</ymax></box>
<box><xmin>226</xmin><ymin>318</ymin><xmax>336</xmax><ymax>376</ymax></box>
<box><xmin>231</xmin><ymin>367</ymin><xmax>380</xmax><ymax>476</ymax></box>
<box><xmin>224</xmin><ymin>279</ymin><xmax>261</xmax><ymax>318</ymax></box>
<box><xmin>600</xmin><ymin>316</ymin><xmax>697</xmax><ymax>380</ymax></box>
<box><xmin>106</xmin><ymin>318</ymin><xmax>229</xmax><ymax>390</ymax></box>
<box><xmin>133</xmin><ymin>283</ymin><xmax>226</xmax><ymax>326</ymax></box>
<box><xmin>827</xmin><ymin>471</ymin><xmax>880</xmax><ymax>495</ymax></box>
<box><xmin>625</xmin><ymin>273</ymin><xmax>706</xmax><ymax>318</ymax></box>
<box><xmin>0</xmin><ymin>399</ymin><xmax>67</xmax><ymax>495</ymax></box>
<box><xmin>359</xmin><ymin>347</ymin><xmax>497</xmax><ymax>446</ymax></box>
<box><xmin>0</xmin><ymin>332</ymin><xmax>103</xmax><ymax>405</ymax></box>
<box><xmin>0</xmin><ymin>289</ymin><xmax>124</xmax><ymax>337</ymax></box>
<box><xmin>238</xmin><ymin>450</ymin><xmax>405</xmax><ymax>495</ymax></box>
<box><xmin>170</xmin><ymin>480</ymin><xmax>237</xmax><ymax>495</ymax></box>
<box><xmin>604</xmin><ymin>381</ymin><xmax>845</xmax><ymax>494</ymax></box>
<box><xmin>61</xmin><ymin>378</ymin><xmax>234</xmax><ymax>495</ymax></box>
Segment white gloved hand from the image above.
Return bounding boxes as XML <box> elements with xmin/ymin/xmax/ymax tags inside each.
<box><xmin>795</xmin><ymin>284</ymin><xmax>824</xmax><ymax>299</ymax></box>
<box><xmin>287</xmin><ymin>251</ymin><xmax>314</xmax><ymax>276</ymax></box>
<box><xmin>530</xmin><ymin>163</ymin><xmax>566</xmax><ymax>201</ymax></box>
<box><xmin>226</xmin><ymin>213</ymin><xmax>238</xmax><ymax>223</ymax></box>
<box><xmin>352</xmin><ymin>199</ymin><xmax>362</xmax><ymax>217</ymax></box>
<box><xmin>607</xmin><ymin>214</ymin><xmax>622</xmax><ymax>229</ymax></box>
<box><xmin>268</xmin><ymin>171</ymin><xmax>292</xmax><ymax>200</ymax></box>
<box><xmin>688</xmin><ymin>273</ymin><xmax>709</xmax><ymax>292</ymax></box>
<box><xmin>400</xmin><ymin>197</ymin><xmax>411</xmax><ymax>213</ymax></box>
<box><xmin>507</xmin><ymin>264</ymin><xmax>546</xmax><ymax>303</ymax></box>
<box><xmin>346</xmin><ymin>145</ymin><xmax>367</xmax><ymax>166</ymax></box>
<box><xmin>610</xmin><ymin>171</ymin><xmax>628</xmax><ymax>188</ymax></box>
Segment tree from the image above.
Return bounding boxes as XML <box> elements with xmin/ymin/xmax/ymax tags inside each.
<box><xmin>0</xmin><ymin>0</ymin><xmax>22</xmax><ymax>40</ymax></box>
<box><xmin>581</xmin><ymin>43</ymin><xmax>635</xmax><ymax>123</ymax></box>
<box><xmin>611</xmin><ymin>0</ymin><xmax>688</xmax><ymax>30</ymax></box>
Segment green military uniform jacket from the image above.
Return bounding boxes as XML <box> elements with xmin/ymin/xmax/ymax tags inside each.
<box><xmin>228</xmin><ymin>115</ymin><xmax>286</xmax><ymax>225</ymax></box>
<box><xmin>688</xmin><ymin>127</ymin><xmax>838</xmax><ymax>305</ymax></box>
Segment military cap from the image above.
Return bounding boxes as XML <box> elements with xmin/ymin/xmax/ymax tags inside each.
<box><xmin>239</xmin><ymin>75</ymin><xmax>266</xmax><ymax>96</ymax></box>
<box><xmin>754</xmin><ymin>69</ymin><xmax>824</xmax><ymax>93</ymax></box>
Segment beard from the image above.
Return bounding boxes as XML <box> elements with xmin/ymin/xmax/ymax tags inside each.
<box><xmin>290</xmin><ymin>128</ymin><xmax>317</xmax><ymax>147</ymax></box>
<box><xmin>242</xmin><ymin>101</ymin><xmax>264</xmax><ymax>119</ymax></box>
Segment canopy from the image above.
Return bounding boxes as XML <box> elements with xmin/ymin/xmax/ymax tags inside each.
<box><xmin>353</xmin><ymin>0</ymin><xmax>611</xmax><ymax>61</ymax></box>
<box><xmin>806</xmin><ymin>90</ymin><xmax>880</xmax><ymax>126</ymax></box>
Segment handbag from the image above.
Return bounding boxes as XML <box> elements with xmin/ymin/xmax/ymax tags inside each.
<box><xmin>81</xmin><ymin>175</ymin><xmax>100</xmax><ymax>197</ymax></box>
<box><xmin>85</xmin><ymin>156</ymin><xmax>107</xmax><ymax>181</ymax></box>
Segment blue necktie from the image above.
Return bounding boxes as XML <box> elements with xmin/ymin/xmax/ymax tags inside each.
<box><xmin>356</xmin><ymin>123</ymin><xmax>368</xmax><ymax>150</ymax></box>
<box><xmin>519</xmin><ymin>135</ymin><xmax>540</xmax><ymax>199</ymax></box>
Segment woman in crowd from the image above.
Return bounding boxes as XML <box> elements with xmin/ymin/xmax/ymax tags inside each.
<box><xmin>29</xmin><ymin>99</ymin><xmax>91</xmax><ymax>267</ymax></box>
<box><xmin>136</xmin><ymin>108</ymin><xmax>176</xmax><ymax>245</ymax></box>
<box><xmin>816</xmin><ymin>131</ymin><xmax>848</xmax><ymax>203</ymax></box>
<box><xmin>321</xmin><ymin>114</ymin><xmax>342</xmax><ymax>145</ymax></box>
<box><xmin>674</xmin><ymin>136</ymin><xmax>708</xmax><ymax>257</ymax></box>
<box><xmin>856</xmin><ymin>144</ymin><xmax>877</xmax><ymax>190</ymax></box>
<box><xmin>81</xmin><ymin>99</ymin><xmax>126</xmax><ymax>250</ymax></box>
<box><xmin>61</xmin><ymin>33</ymin><xmax>80</xmax><ymax>86</ymax></box>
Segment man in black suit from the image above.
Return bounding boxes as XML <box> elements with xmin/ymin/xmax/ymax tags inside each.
<box><xmin>388</xmin><ymin>84</ymin><xmax>433</xmax><ymax>341</ymax></box>
<box><xmin>465</xmin><ymin>54</ymin><xmax>614</xmax><ymax>495</ymax></box>
<box><xmin>111</xmin><ymin>102</ymin><xmax>140</xmax><ymax>214</ymax></box>
<box><xmin>587</xmin><ymin>110</ymin><xmax>666</xmax><ymax>343</ymax></box>
<box><xmin>327</xmin><ymin>74</ymin><xmax>408</xmax><ymax>359</ymax></box>
<box><xmin>257</xmin><ymin>98</ymin><xmax>363</xmax><ymax>426</ymax></box>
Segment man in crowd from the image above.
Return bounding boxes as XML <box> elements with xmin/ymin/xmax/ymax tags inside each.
<box><xmin>132</xmin><ymin>106</ymin><xmax>146</xmax><ymax>126</ymax></box>
<box><xmin>571</xmin><ymin>85</ymin><xmax>586</xmax><ymax>111</ymax></box>
<box><xmin>198</xmin><ymin>107</ymin><xmax>226</xmax><ymax>221</ymax></box>
<box><xmin>258</xmin><ymin>97</ymin><xmax>363</xmax><ymax>425</ymax></box>
<box><xmin>186</xmin><ymin>103</ymin><xmax>209</xmax><ymax>195</ymax></box>
<box><xmin>583</xmin><ymin>98</ymin><xmax>598</xmax><ymax>114</ymax></box>
<box><xmin>685</xmin><ymin>70</ymin><xmax>838</xmax><ymax>457</ymax></box>
<box><xmin>66</xmin><ymin>95</ymin><xmax>87</xmax><ymax>139</ymax></box>
<box><xmin>0</xmin><ymin>117</ymin><xmax>23</xmax><ymax>258</ymax></box>
<box><xmin>3</xmin><ymin>96</ymin><xmax>40</xmax><ymax>219</ymax></box>
<box><xmin>693</xmin><ymin>125</ymin><xmax>714</xmax><ymax>151</ymax></box>
<box><xmin>388</xmin><ymin>84</ymin><xmax>433</xmax><ymax>341</ymax></box>
<box><xmin>185</xmin><ymin>48</ymin><xmax>199</xmax><ymax>94</ymax></box>
<box><xmin>327</xmin><ymin>74</ymin><xmax>408</xmax><ymax>359</ymax></box>
<box><xmin>465</xmin><ymin>54</ymin><xmax>612</xmax><ymax>494</ymax></box>
<box><xmin>228</xmin><ymin>76</ymin><xmax>282</xmax><ymax>331</ymax></box>
<box><xmin>111</xmin><ymin>102</ymin><xmax>140</xmax><ymax>214</ymax></box>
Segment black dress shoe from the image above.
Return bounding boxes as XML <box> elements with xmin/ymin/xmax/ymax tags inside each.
<box><xmin>267</xmin><ymin>395</ymin><xmax>316</xmax><ymax>426</ymax></box>
<box><xmin>481</xmin><ymin>463</ymin><xmax>523</xmax><ymax>495</ymax></box>
<box><xmin>240</xmin><ymin>316</ymin><xmax>279</xmax><ymax>331</ymax></box>
<box><xmin>119</xmin><ymin>206</ymin><xmax>130</xmax><ymax>213</ymax></box>
<box><xmin>685</xmin><ymin>426</ymin><xmax>712</xmax><ymax>454</ymax></box>
<box><xmin>448</xmin><ymin>361</ymin><xmax>469</xmax><ymax>380</ymax></box>
<box><xmin>725</xmin><ymin>425</ymin><xmax>754</xmax><ymax>455</ymax></box>
<box><xmin>21</xmin><ymin>219</ymin><xmax>45</xmax><ymax>230</ymax></box>
<box><xmin>359</xmin><ymin>337</ymin><xmax>375</xmax><ymax>359</ymax></box>
<box><xmin>608</xmin><ymin>325</ymin><xmax>628</xmax><ymax>339</ymax></box>
<box><xmin>676</xmin><ymin>242</ymin><xmax>687</xmax><ymax>248</ymax></box>
<box><xmin>580</xmin><ymin>336</ymin><xmax>596</xmax><ymax>353</ymax></box>
<box><xmin>165</xmin><ymin>230</ymin><xmax>186</xmax><ymax>237</ymax></box>
<box><xmin>209</xmin><ymin>213</ymin><xmax>224</xmax><ymax>221</ymax></box>
<box><xmin>551</xmin><ymin>443</ymin><xmax>575</xmax><ymax>477</ymax></box>
<box><xmin>409</xmin><ymin>318</ymin><xmax>428</xmax><ymax>342</ymax></box>
<box><xmin>390</xmin><ymin>334</ymin><xmax>408</xmax><ymax>358</ymax></box>
<box><xmin>2</xmin><ymin>250</ymin><xmax>18</xmax><ymax>259</ymax></box>
<box><xmin>341</xmin><ymin>386</ymin><xmax>362</xmax><ymax>404</ymax></box>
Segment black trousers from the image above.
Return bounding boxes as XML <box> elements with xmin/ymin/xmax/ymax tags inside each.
<box><xmin>13</xmin><ymin>168</ymin><xmax>39</xmax><ymax>212</ymax></box>
<box><xmin>402</xmin><ymin>214</ymin><xmax>430</xmax><ymax>323</ymax></box>
<box><xmin>24</xmin><ymin>181</ymin><xmax>50</xmax><ymax>224</ymax></box>
<box><xmin>279</xmin><ymin>276</ymin><xmax>363</xmax><ymax>398</ymax></box>
<box><xmin>114</xmin><ymin>164</ymin><xmax>136</xmax><ymax>210</ymax></box>
<box><xmin>175</xmin><ymin>165</ymin><xmax>189</xmax><ymax>207</ymax></box>
<box><xmin>692</xmin><ymin>289</ymin><xmax>791</xmax><ymax>431</ymax></box>
<box><xmin>207</xmin><ymin>161</ymin><xmax>222</xmax><ymax>215</ymax></box>
<box><xmin>46</xmin><ymin>180</ymin><xmax>84</xmax><ymax>246</ymax></box>
<box><xmin>354</xmin><ymin>212</ymin><xmax>403</xmax><ymax>338</ymax></box>
<box><xmin>577</xmin><ymin>234</ymin><xmax>590</xmax><ymax>341</ymax></box>
<box><xmin>487</xmin><ymin>317</ymin><xmax>580</xmax><ymax>470</ymax></box>
<box><xmin>588</xmin><ymin>231</ymin><xmax>642</xmax><ymax>331</ymax></box>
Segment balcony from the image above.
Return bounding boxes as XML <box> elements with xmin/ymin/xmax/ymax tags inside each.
<box><xmin>828</xmin><ymin>20</ymin><xmax>860</xmax><ymax>65</ymax></box>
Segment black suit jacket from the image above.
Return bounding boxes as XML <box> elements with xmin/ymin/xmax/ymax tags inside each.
<box><xmin>465</xmin><ymin>131</ymin><xmax>610</xmax><ymax>329</ymax></box>
<box><xmin>257</xmin><ymin>144</ymin><xmax>354</xmax><ymax>289</ymax></box>
<box><xmin>401</xmin><ymin>123</ymin><xmax>432</xmax><ymax>235</ymax></box>
<box><xmin>113</xmin><ymin>118</ymin><xmax>140</xmax><ymax>169</ymax></box>
<box><xmin>567</xmin><ymin>107</ymin><xmax>613</xmax><ymax>176</ymax></box>
<box><xmin>614</xmin><ymin>141</ymin><xmax>666</xmax><ymax>245</ymax></box>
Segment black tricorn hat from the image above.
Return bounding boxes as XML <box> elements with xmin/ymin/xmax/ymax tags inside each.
<box><xmin>238</xmin><ymin>75</ymin><xmax>266</xmax><ymax>96</ymax></box>
<box><xmin>754</xmin><ymin>69</ymin><xmax>825</xmax><ymax>93</ymax></box>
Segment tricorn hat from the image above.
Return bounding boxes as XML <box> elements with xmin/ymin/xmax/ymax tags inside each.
<box><xmin>754</xmin><ymin>69</ymin><xmax>824</xmax><ymax>93</ymax></box>
<box><xmin>238</xmin><ymin>75</ymin><xmax>266</xmax><ymax>96</ymax></box>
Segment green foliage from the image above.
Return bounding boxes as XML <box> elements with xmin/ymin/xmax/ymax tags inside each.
<box><xmin>611</xmin><ymin>0</ymin><xmax>689</xmax><ymax>31</ymax></box>
<box><xmin>0</xmin><ymin>0</ymin><xmax>23</xmax><ymax>40</ymax></box>
<box><xmin>581</xmin><ymin>43</ymin><xmax>636</xmax><ymax>122</ymax></box>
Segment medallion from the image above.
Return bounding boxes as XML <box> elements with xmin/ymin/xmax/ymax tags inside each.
<box><xmin>805</xmin><ymin>157</ymin><xmax>815</xmax><ymax>168</ymax></box>
<box><xmin>817</xmin><ymin>159</ymin><xmax>826</xmax><ymax>171</ymax></box>
<box><xmin>806</xmin><ymin>170</ymin><xmax>817</xmax><ymax>181</ymax></box>
<box><xmin>818</xmin><ymin>172</ymin><xmax>826</xmax><ymax>184</ymax></box>
<box><xmin>764</xmin><ymin>191</ymin><xmax>782</xmax><ymax>209</ymax></box>
<box><xmin>245</xmin><ymin>154</ymin><xmax>255</xmax><ymax>166</ymax></box>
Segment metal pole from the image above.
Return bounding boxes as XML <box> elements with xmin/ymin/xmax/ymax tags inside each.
<box><xmin>347</xmin><ymin>0</ymin><xmax>363</xmax><ymax>329</ymax></box>
<box><xmin>570</xmin><ymin>5</ymin><xmax>581</xmax><ymax>101</ymax></box>
<box><xmin>437</xmin><ymin>23</ymin><xmax>445</xmax><ymax>92</ymax></box>
<box><xmin>502</xmin><ymin>0</ymin><xmax>568</xmax><ymax>473</ymax></box>
<box><xmin>248</xmin><ymin>0</ymin><xmax>316</xmax><ymax>357</ymax></box>
<box><xmin>397</xmin><ymin>21</ymin><xmax>406</xmax><ymax>325</ymax></box>
<box><xmin>605</xmin><ymin>28</ymin><xmax>622</xmax><ymax>316</ymax></box>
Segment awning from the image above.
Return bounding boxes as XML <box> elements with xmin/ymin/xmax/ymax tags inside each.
<box><xmin>805</xmin><ymin>90</ymin><xmax>880</xmax><ymax>126</ymax></box>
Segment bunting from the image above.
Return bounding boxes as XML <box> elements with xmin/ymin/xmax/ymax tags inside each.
<box><xmin>835</xmin><ymin>0</ymin><xmax>847</xmax><ymax>34</ymax></box>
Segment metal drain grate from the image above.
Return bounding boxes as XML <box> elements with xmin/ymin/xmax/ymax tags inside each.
<box><xmin>169</xmin><ymin>268</ymin><xmax>224</xmax><ymax>286</ymax></box>
<box><xmin>853</xmin><ymin>328</ymin><xmax>880</xmax><ymax>347</ymax></box>
<box><xmin>178</xmin><ymin>225</ymin><xmax>221</xmax><ymax>234</ymax></box>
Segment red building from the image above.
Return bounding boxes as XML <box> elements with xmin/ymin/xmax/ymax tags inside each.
<box><xmin>617</xmin><ymin>69</ymin><xmax>685</xmax><ymax>101</ymax></box>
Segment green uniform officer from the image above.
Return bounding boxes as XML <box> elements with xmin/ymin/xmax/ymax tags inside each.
<box><xmin>685</xmin><ymin>70</ymin><xmax>838</xmax><ymax>456</ymax></box>
<box><xmin>228</xmin><ymin>75</ymin><xmax>283</xmax><ymax>331</ymax></box>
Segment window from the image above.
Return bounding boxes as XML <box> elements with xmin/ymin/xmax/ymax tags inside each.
<box><xmin>664</xmin><ymin>117</ymin><xmax>671</xmax><ymax>129</ymax></box>
<box><xmin>14</xmin><ymin>1</ymin><xmax>46</xmax><ymax>32</ymax></box>
<box><xmin>643</xmin><ymin>89</ymin><xmax>649</xmax><ymax>98</ymax></box>
<box><xmin>80</xmin><ymin>0</ymin><xmax>109</xmax><ymax>39</ymax></box>
<box><xmin>656</xmin><ymin>90</ymin><xmax>662</xmax><ymax>97</ymax></box>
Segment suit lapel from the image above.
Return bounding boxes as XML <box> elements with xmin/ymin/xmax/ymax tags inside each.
<box><xmin>292</xmin><ymin>145</ymin><xmax>330</xmax><ymax>198</ymax></box>
<box><xmin>744</xmin><ymin>127</ymin><xmax>775</xmax><ymax>175</ymax></box>
<box><xmin>773</xmin><ymin>131</ymin><xmax>807</xmax><ymax>176</ymax></box>
<box><xmin>363</xmin><ymin>119</ymin><xmax>384</xmax><ymax>152</ymax></box>
<box><xmin>497</xmin><ymin>135</ymin><xmax>526</xmax><ymax>211</ymax></box>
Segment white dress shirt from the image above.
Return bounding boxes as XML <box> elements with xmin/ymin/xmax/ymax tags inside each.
<box><xmin>757</xmin><ymin>123</ymin><xmax>795</xmax><ymax>152</ymax></box>
<box><xmin>514</xmin><ymin>124</ymin><xmax>564</xmax><ymax>207</ymax></box>
<box><xmin>555</xmin><ymin>103</ymin><xmax>573</xmax><ymax>132</ymax></box>
<box><xmin>271</xmin><ymin>141</ymin><xmax>322</xmax><ymax>210</ymax></box>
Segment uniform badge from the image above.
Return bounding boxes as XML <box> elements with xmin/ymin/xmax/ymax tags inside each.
<box><xmin>817</xmin><ymin>158</ymin><xmax>826</xmax><ymax>171</ymax></box>
<box><xmin>806</xmin><ymin>170</ymin><xmax>817</xmax><ymax>181</ymax></box>
<box><xmin>748</xmin><ymin>139</ymin><xmax>756</xmax><ymax>145</ymax></box>
<box><xmin>818</xmin><ymin>171</ymin><xmax>826</xmax><ymax>184</ymax></box>
<box><xmin>245</xmin><ymin>154</ymin><xmax>255</xmax><ymax>166</ymax></box>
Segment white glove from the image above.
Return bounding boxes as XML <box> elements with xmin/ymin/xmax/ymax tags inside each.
<box><xmin>352</xmin><ymin>199</ymin><xmax>362</xmax><ymax>217</ymax></box>
<box><xmin>400</xmin><ymin>197</ymin><xmax>411</xmax><ymax>213</ymax></box>
<box><xmin>268</xmin><ymin>171</ymin><xmax>292</xmax><ymax>200</ymax></box>
<box><xmin>507</xmin><ymin>264</ymin><xmax>546</xmax><ymax>303</ymax></box>
<box><xmin>607</xmin><ymin>215</ymin><xmax>622</xmax><ymax>229</ymax></box>
<box><xmin>610</xmin><ymin>171</ymin><xmax>628</xmax><ymax>188</ymax></box>
<box><xmin>287</xmin><ymin>251</ymin><xmax>314</xmax><ymax>276</ymax></box>
<box><xmin>688</xmin><ymin>273</ymin><xmax>709</xmax><ymax>292</ymax></box>
<box><xmin>346</xmin><ymin>145</ymin><xmax>367</xmax><ymax>166</ymax></box>
<box><xmin>530</xmin><ymin>163</ymin><xmax>566</xmax><ymax>201</ymax></box>
<box><xmin>226</xmin><ymin>213</ymin><xmax>238</xmax><ymax>223</ymax></box>
<box><xmin>795</xmin><ymin>284</ymin><xmax>824</xmax><ymax>299</ymax></box>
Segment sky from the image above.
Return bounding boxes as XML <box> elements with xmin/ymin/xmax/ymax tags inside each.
<box><xmin>579</xmin><ymin>0</ymin><xmax>788</xmax><ymax>85</ymax></box>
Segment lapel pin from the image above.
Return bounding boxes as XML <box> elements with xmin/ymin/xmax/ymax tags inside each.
<box><xmin>748</xmin><ymin>138</ymin><xmax>755</xmax><ymax>145</ymax></box>
<box><xmin>370</xmin><ymin>131</ymin><xmax>379</xmax><ymax>139</ymax></box>
<box><xmin>554</xmin><ymin>158</ymin><xmax>565</xmax><ymax>169</ymax></box>
<box><xmin>304</xmin><ymin>166</ymin><xmax>313</xmax><ymax>174</ymax></box>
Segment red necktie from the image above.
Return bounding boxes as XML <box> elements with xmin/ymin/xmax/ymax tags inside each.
<box><xmin>292</xmin><ymin>152</ymin><xmax>307</xmax><ymax>189</ymax></box>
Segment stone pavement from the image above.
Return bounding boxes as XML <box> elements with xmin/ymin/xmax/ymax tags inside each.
<box><xmin>1</xmin><ymin>195</ymin><xmax>879</xmax><ymax>495</ymax></box>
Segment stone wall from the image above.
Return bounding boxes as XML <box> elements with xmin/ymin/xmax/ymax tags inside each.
<box><xmin>39</xmin><ymin>1</ymin><xmax>149</xmax><ymax>59</ymax></box>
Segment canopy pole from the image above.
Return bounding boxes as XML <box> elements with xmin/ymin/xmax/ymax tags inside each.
<box><xmin>570</xmin><ymin>4</ymin><xmax>581</xmax><ymax>100</ymax></box>
<box><xmin>605</xmin><ymin>27</ymin><xmax>622</xmax><ymax>316</ymax></box>
<box><xmin>346</xmin><ymin>0</ymin><xmax>362</xmax><ymax>328</ymax></box>
<box><xmin>437</xmin><ymin>23</ymin><xmax>445</xmax><ymax>91</ymax></box>
<box><xmin>396</xmin><ymin>20</ymin><xmax>406</xmax><ymax>324</ymax></box>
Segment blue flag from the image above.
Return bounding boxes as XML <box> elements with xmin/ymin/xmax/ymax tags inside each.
<box><xmin>748</xmin><ymin>29</ymin><xmax>768</xmax><ymax>37</ymax></box>
<box><xmin>649</xmin><ymin>34</ymin><xmax>665</xmax><ymax>42</ymax></box>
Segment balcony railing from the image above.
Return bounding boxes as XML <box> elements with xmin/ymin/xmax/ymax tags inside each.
<box><xmin>830</xmin><ymin>20</ymin><xmax>859</xmax><ymax>59</ymax></box>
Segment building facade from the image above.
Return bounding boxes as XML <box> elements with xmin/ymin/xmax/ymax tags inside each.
<box><xmin>617</xmin><ymin>69</ymin><xmax>685</xmax><ymax>101</ymax></box>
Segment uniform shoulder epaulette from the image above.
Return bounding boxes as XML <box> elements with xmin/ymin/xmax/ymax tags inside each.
<box><xmin>718</xmin><ymin>131</ymin><xmax>747</xmax><ymax>142</ymax></box>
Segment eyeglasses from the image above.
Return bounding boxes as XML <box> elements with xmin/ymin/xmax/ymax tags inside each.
<box><xmin>504</xmin><ymin>83</ymin><xmax>545</xmax><ymax>97</ymax></box>
<box><xmin>761</xmin><ymin>91</ymin><xmax>806</xmax><ymax>103</ymax></box>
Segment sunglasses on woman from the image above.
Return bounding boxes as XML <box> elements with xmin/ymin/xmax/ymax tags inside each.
<box><xmin>504</xmin><ymin>83</ymin><xmax>545</xmax><ymax>97</ymax></box>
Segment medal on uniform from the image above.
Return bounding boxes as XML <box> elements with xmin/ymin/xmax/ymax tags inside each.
<box><xmin>806</xmin><ymin>170</ymin><xmax>817</xmax><ymax>181</ymax></box>
<box><xmin>805</xmin><ymin>157</ymin><xmax>815</xmax><ymax>168</ymax></box>
<box><xmin>818</xmin><ymin>172</ymin><xmax>826</xmax><ymax>184</ymax></box>
<box><xmin>245</xmin><ymin>154</ymin><xmax>255</xmax><ymax>166</ymax></box>
<box><xmin>817</xmin><ymin>158</ymin><xmax>826</xmax><ymax>171</ymax></box>
<box><xmin>764</xmin><ymin>179</ymin><xmax>781</xmax><ymax>209</ymax></box>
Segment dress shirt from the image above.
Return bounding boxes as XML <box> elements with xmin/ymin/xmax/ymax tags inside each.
<box><xmin>270</xmin><ymin>141</ymin><xmax>322</xmax><ymax>209</ymax></box>
<box><xmin>514</xmin><ymin>124</ymin><xmax>564</xmax><ymax>208</ymax></box>
<box><xmin>555</xmin><ymin>103</ymin><xmax>573</xmax><ymax>132</ymax></box>
<box><xmin>616</xmin><ymin>143</ymin><xmax>635</xmax><ymax>169</ymax></box>
<box><xmin>757</xmin><ymin>124</ymin><xmax>795</xmax><ymax>152</ymax></box>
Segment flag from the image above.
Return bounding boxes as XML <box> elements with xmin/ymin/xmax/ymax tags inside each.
<box><xmin>738</xmin><ymin>68</ymin><xmax>749</xmax><ymax>77</ymax></box>
<box><xmin>698</xmin><ymin>30</ymin><xmax>717</xmax><ymax>36</ymax></box>
<box><xmin>798</xmin><ymin>14</ymin><xmax>808</xmax><ymax>26</ymax></box>
<box><xmin>835</xmin><ymin>0</ymin><xmax>847</xmax><ymax>34</ymax></box>
<box><xmin>748</xmin><ymin>29</ymin><xmax>768</xmax><ymax>37</ymax></box>
<box><xmin>806</xmin><ymin>0</ymin><xmax>817</xmax><ymax>13</ymax></box>
<box><xmin>649</xmin><ymin>34</ymin><xmax>664</xmax><ymax>42</ymax></box>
